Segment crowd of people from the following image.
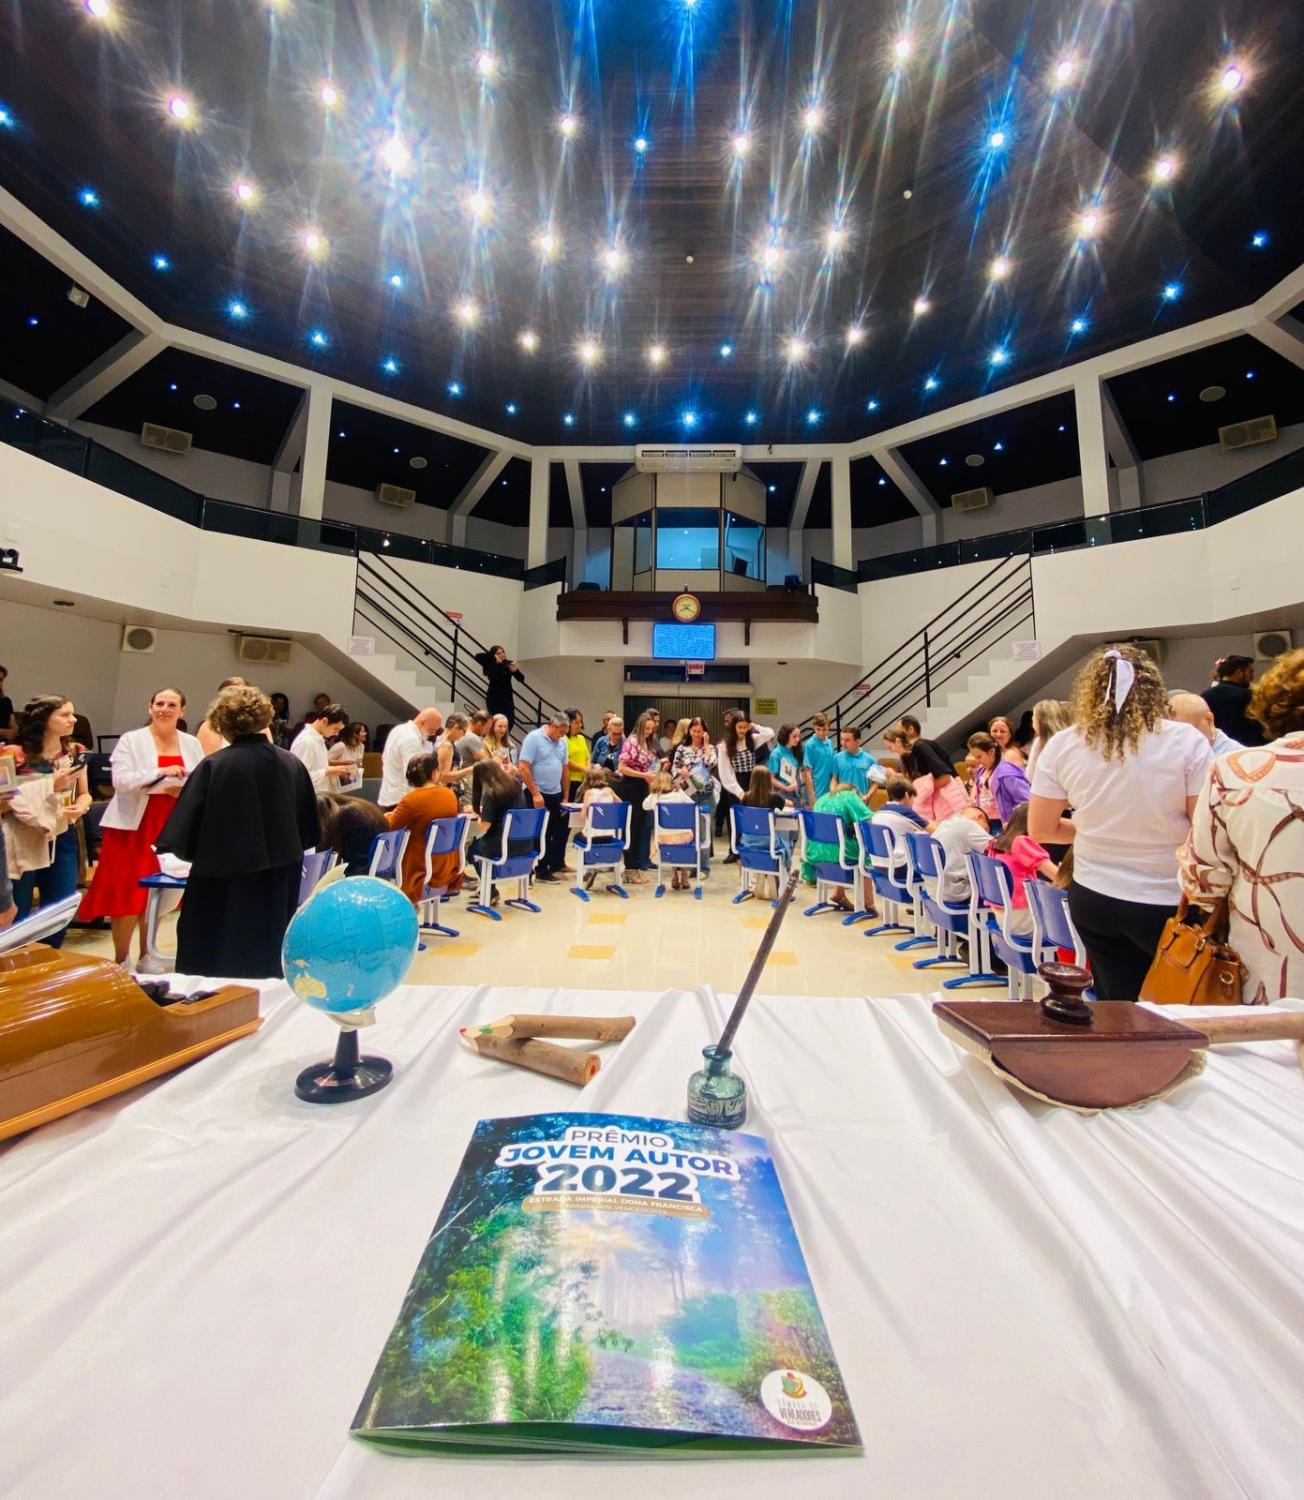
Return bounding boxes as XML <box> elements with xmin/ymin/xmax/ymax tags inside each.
<box><xmin>1</xmin><ymin>643</ymin><xmax>1301</xmax><ymax>1003</ymax></box>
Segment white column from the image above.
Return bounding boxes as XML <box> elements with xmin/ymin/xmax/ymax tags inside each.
<box><xmin>527</xmin><ymin>455</ymin><xmax>549</xmax><ymax>570</ymax></box>
<box><xmin>297</xmin><ymin>383</ymin><xmax>332</xmax><ymax>522</ymax></box>
<box><xmin>830</xmin><ymin>454</ymin><xmax>853</xmax><ymax>571</ymax></box>
<box><xmin>1074</xmin><ymin>373</ymin><xmax>1111</xmax><ymax>518</ymax></box>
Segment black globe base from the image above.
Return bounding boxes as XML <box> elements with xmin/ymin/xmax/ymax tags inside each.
<box><xmin>294</xmin><ymin>1027</ymin><xmax>394</xmax><ymax>1104</ymax></box>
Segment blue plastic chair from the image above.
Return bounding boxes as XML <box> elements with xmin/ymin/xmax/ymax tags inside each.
<box><xmin>654</xmin><ymin>801</ymin><xmax>706</xmax><ymax>899</ymax></box>
<box><xmin>417</xmin><ymin>815</ymin><xmax>474</xmax><ymax>937</ymax></box>
<box><xmin>571</xmin><ymin>801</ymin><xmax>631</xmax><ymax>902</ymax></box>
<box><xmin>796</xmin><ymin>809</ymin><xmax>870</xmax><ymax>925</ymax></box>
<box><xmin>366</xmin><ymin>828</ymin><xmax>410</xmax><ymax>887</ymax></box>
<box><xmin>857</xmin><ymin>820</ymin><xmax>915</xmax><ymax>938</ymax></box>
<box><xmin>888</xmin><ymin>827</ymin><xmax>937</xmax><ymax>952</ymax></box>
<box><xmin>1025</xmin><ymin>880</ymin><xmax>1094</xmax><ymax>997</ymax></box>
<box><xmin>298</xmin><ymin>847</ymin><xmax>336</xmax><ymax>907</ymax></box>
<box><xmin>967</xmin><ymin>852</ymin><xmax>1053</xmax><ymax>1000</ymax></box>
<box><xmin>467</xmin><ymin>807</ymin><xmax>548</xmax><ymax>920</ymax></box>
<box><xmin>729</xmin><ymin>805</ymin><xmax>789</xmax><ymax>906</ymax></box>
<box><xmin>902</xmin><ymin>832</ymin><xmax>974</xmax><ymax>974</ymax></box>
<box><xmin>138</xmin><ymin>871</ymin><xmax>189</xmax><ymax>968</ymax></box>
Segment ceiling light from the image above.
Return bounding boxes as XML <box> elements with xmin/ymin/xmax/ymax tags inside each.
<box><xmin>784</xmin><ymin>336</ymin><xmax>810</xmax><ymax>362</ymax></box>
<box><xmin>558</xmin><ymin>112</ymin><xmax>578</xmax><ymax>138</ymax></box>
<box><xmin>337</xmin><ymin>431</ymin><xmax>346</xmax><ymax>439</ymax></box>
<box><xmin>381</xmin><ymin>357</ymin><xmax>399</xmax><ymax>374</ymax></box>
<box><xmin>301</xmin><ymin>229</ymin><xmax>326</xmax><ymax>259</ymax></box>
<box><xmin>623</xmin><ymin>412</ymin><xmax>636</xmax><ymax>428</ymax></box>
<box><xmin>475</xmin><ymin>50</ymin><xmax>500</xmax><ymax>80</ymax></box>
<box><xmin>392</xmin><ymin>447</ymin><xmax>400</xmax><ymax>455</ymax></box>
<box><xmin>866</xmin><ymin>398</ymin><xmax>879</xmax><ymax>412</ymax></box>
<box><xmin>846</xmin><ymin>325</ymin><xmax>866</xmax><ymax>347</ymax></box>
<box><xmin>1070</xmin><ymin>316</ymin><xmax>1088</xmax><ymax>334</ymax></box>
<box><xmin>801</xmin><ymin>104</ymin><xmax>824</xmax><ymax>132</ymax></box>
<box><xmin>78</xmin><ymin>188</ymin><xmax>99</xmax><ymax>207</ymax></box>
<box><xmin>1161</xmin><ymin>281</ymin><xmax>1182</xmax><ymax>301</ymax></box>
<box><xmin>563</xmin><ymin>412</ymin><xmax>575</xmax><ymax>426</ymax></box>
<box><xmin>989</xmin><ymin>347</ymin><xmax>1009</xmax><ymax>366</ymax></box>
<box><xmin>319</xmin><ymin>81</ymin><xmax>340</xmax><ymax>109</ymax></box>
<box><xmin>757</xmin><ymin>240</ymin><xmax>786</xmax><ymax>275</ymax></box>
<box><xmin>769</xmin><ymin>484</ymin><xmax>777</xmax><ymax>493</ymax></box>
<box><xmin>1245</xmin><ymin>370</ymin><xmax>1256</xmax><ymax>380</ymax></box>
<box><xmin>1057</xmin><ymin>424</ymin><xmax>1066</xmax><ymax>433</ymax></box>
<box><xmin>1219</xmin><ymin>64</ymin><xmax>1244</xmax><ymax>95</ymax></box>
<box><xmin>720</xmin><ymin>343</ymin><xmax>734</xmax><ymax>357</ymax></box>
<box><xmin>877</xmin><ymin>477</ymin><xmax>886</xmax><ymax>487</ymax></box>
<box><xmin>601</xmin><ymin>244</ymin><xmax>628</xmax><ymax>275</ymax></box>
<box><xmin>0</xmin><ymin>109</ymin><xmax>12</xmax><ymax>129</ymax></box>
<box><xmin>308</xmin><ymin>329</ymin><xmax>328</xmax><ymax>348</ymax></box>
<box><xmin>681</xmin><ymin>411</ymin><xmax>698</xmax><ymax>428</ymax></box>
<box><xmin>388</xmin><ymin>272</ymin><xmax>404</xmax><ymax>289</ymax></box>
<box><xmin>152</xmin><ymin>254</ymin><xmax>170</xmax><ymax>272</ymax></box>
<box><xmin>454</xmin><ymin>298</ymin><xmax>481</xmax><ymax>327</ymax></box>
<box><xmin>824</xmin><ymin>223</ymin><xmax>848</xmax><ymax>252</ymax></box>
<box><xmin>518</xmin><ymin>328</ymin><xmax>539</xmax><ymax>353</ymax></box>
<box><xmin>1251</xmin><ymin>231</ymin><xmax>1268</xmax><ymax>248</ymax></box>
<box><xmin>647</xmin><ymin>343</ymin><xmax>667</xmax><ymax>367</ymax></box>
<box><xmin>634</xmin><ymin>136</ymin><xmax>649</xmax><ymax>154</ymax></box>
<box><xmin>577</xmin><ymin>338</ymin><xmax>600</xmax><ymax>366</ymax></box>
<box><xmin>993</xmin><ymin>441</ymin><xmax>1004</xmax><ymax>451</ymax></box>
<box><xmin>233</xmin><ymin>180</ymin><xmax>257</xmax><ymax>205</ymax></box>
<box><xmin>893</xmin><ymin>35</ymin><xmax>913</xmax><ymax>62</ymax></box>
<box><xmin>924</xmin><ymin>375</ymin><xmax>940</xmax><ymax>392</ymax></box>
<box><xmin>166</xmin><ymin>94</ymin><xmax>192</xmax><ymax>122</ymax></box>
<box><xmin>732</xmin><ymin>132</ymin><xmax>752</xmax><ymax>157</ymax></box>
<box><xmin>380</xmin><ymin>134</ymin><xmax>411</xmax><ymax>174</ymax></box>
<box><xmin>85</xmin><ymin>0</ymin><xmax>112</xmax><ymax>16</ymax></box>
<box><xmin>744</xmin><ymin>410</ymin><xmax>758</xmax><ymax>425</ymax></box>
<box><xmin>1052</xmin><ymin>56</ymin><xmax>1076</xmax><ymax>86</ymax></box>
<box><xmin>912</xmin><ymin>295</ymin><xmax>931</xmax><ymax>315</ymax></box>
<box><xmin>939</xmin><ymin>458</ymin><xmax>949</xmax><ymax>467</ymax></box>
<box><xmin>534</xmin><ymin>227</ymin><xmax>560</xmax><ymax>259</ymax></box>
<box><xmin>989</xmin><ymin>255</ymin><xmax>1012</xmax><ymax>281</ymax></box>
<box><xmin>466</xmin><ymin>188</ymin><xmax>492</xmax><ymax>222</ymax></box>
<box><xmin>448</xmin><ymin>382</ymin><xmax>463</xmax><ymax>396</ymax></box>
<box><xmin>1152</xmin><ymin>155</ymin><xmax>1176</xmax><ymax>183</ymax></box>
<box><xmin>988</xmin><ymin>130</ymin><xmax>1007</xmax><ymax>149</ymax></box>
<box><xmin>227</xmin><ymin>300</ymin><xmax>248</xmax><ymax>319</ymax></box>
<box><xmin>505</xmin><ymin>402</ymin><xmax>517</xmax><ymax>415</ymax></box>
<box><xmin>1076</xmin><ymin>210</ymin><xmax>1100</xmax><ymax>238</ymax></box>
<box><xmin>806</xmin><ymin>409</ymin><xmax>821</xmax><ymax>426</ymax></box>
<box><xmin>168</xmin><ymin>382</ymin><xmax>177</xmax><ymax>391</ymax></box>
<box><xmin>1167</xmin><ymin>393</ymin><xmax>1176</xmax><ymax>403</ymax></box>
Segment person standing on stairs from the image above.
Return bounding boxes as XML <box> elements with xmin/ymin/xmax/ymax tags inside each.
<box><xmin>474</xmin><ymin>645</ymin><xmax>526</xmax><ymax>734</ymax></box>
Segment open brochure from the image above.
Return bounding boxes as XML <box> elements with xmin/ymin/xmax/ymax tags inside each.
<box><xmin>352</xmin><ymin>1111</ymin><xmax>860</xmax><ymax>1455</ymax></box>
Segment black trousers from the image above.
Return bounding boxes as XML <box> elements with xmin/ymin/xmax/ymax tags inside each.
<box><xmin>714</xmin><ymin>788</ymin><xmax>738</xmax><ymax>841</ymax></box>
<box><xmin>539</xmin><ymin>791</ymin><xmax>569</xmax><ymax>874</ymax></box>
<box><xmin>1067</xmin><ymin>881</ymin><xmax>1175</xmax><ymax>1002</ymax></box>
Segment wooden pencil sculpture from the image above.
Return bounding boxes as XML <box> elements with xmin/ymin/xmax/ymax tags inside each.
<box><xmin>458</xmin><ymin>1014</ymin><xmax>637</xmax><ymax>1084</ymax></box>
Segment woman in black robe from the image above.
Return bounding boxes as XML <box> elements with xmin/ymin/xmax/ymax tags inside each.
<box><xmin>473</xmin><ymin>645</ymin><xmax>526</xmax><ymax>733</ymax></box>
<box><xmin>155</xmin><ymin>685</ymin><xmax>320</xmax><ymax>979</ymax></box>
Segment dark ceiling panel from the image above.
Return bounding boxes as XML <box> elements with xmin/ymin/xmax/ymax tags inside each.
<box><xmin>1106</xmin><ymin>333</ymin><xmax>1304</xmax><ymax>461</ymax></box>
<box><xmin>851</xmin><ymin>456</ymin><xmax>919</xmax><ymax>527</ymax></box>
<box><xmin>472</xmin><ymin>457</ymin><xmax>532</xmax><ymax>526</ymax></box>
<box><xmin>326</xmin><ymin>403</ymin><xmax>490</xmax><ymax>506</ymax></box>
<box><xmin>1</xmin><ymin>1</ymin><xmax>1299</xmax><ymax>444</ymax></box>
<box><xmin>580</xmin><ymin>464</ymin><xmax>631</xmax><ymax>530</ymax></box>
<box><xmin>805</xmin><ymin>462</ymin><xmax>833</xmax><ymax>529</ymax></box>
<box><xmin>899</xmin><ymin>393</ymin><xmax>1080</xmax><ymax>505</ymax></box>
<box><xmin>747</xmin><ymin>462</ymin><xmax>801</xmax><ymax>528</ymax></box>
<box><xmin>0</xmin><ymin>225</ymin><xmax>131</xmax><ymax>401</ymax></box>
<box><xmin>82</xmin><ymin>347</ymin><xmax>303</xmax><ymax>465</ymax></box>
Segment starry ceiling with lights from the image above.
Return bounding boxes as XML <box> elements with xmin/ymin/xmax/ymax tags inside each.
<box><xmin>1</xmin><ymin>0</ymin><xmax>1302</xmax><ymax>449</ymax></box>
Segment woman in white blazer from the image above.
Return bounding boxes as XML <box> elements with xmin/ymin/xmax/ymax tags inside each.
<box><xmin>77</xmin><ymin>687</ymin><xmax>204</xmax><ymax>970</ymax></box>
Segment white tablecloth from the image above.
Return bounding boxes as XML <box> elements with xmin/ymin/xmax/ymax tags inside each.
<box><xmin>1</xmin><ymin>981</ymin><xmax>1302</xmax><ymax>1500</ymax></box>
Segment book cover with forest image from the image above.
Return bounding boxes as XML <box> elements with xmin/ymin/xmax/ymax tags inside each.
<box><xmin>352</xmin><ymin>1111</ymin><xmax>860</xmax><ymax>1454</ymax></box>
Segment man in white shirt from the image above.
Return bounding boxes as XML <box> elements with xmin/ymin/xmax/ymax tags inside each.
<box><xmin>379</xmin><ymin>707</ymin><xmax>443</xmax><ymax>809</ymax></box>
<box><xmin>290</xmin><ymin>704</ymin><xmax>350</xmax><ymax>793</ymax></box>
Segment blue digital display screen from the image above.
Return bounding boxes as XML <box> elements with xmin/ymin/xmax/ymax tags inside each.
<box><xmin>652</xmin><ymin>622</ymin><xmax>717</xmax><ymax>661</ymax></box>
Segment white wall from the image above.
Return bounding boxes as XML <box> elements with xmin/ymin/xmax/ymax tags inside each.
<box><xmin>72</xmin><ymin>421</ymin><xmax>274</xmax><ymax>510</ymax></box>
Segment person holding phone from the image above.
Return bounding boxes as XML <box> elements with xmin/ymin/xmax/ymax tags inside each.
<box><xmin>9</xmin><ymin>695</ymin><xmax>91</xmax><ymax>947</ymax></box>
<box><xmin>77</xmin><ymin>687</ymin><xmax>204</xmax><ymax>970</ymax></box>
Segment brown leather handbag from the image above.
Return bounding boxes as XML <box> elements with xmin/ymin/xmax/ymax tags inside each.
<box><xmin>1139</xmin><ymin>897</ymin><xmax>1245</xmax><ymax>1006</ymax></box>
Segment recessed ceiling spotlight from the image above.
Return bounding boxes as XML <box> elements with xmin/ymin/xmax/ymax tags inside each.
<box><xmin>805</xmin><ymin>408</ymin><xmax>821</xmax><ymax>426</ymax></box>
<box><xmin>1076</xmin><ymin>209</ymin><xmax>1100</xmax><ymax>239</ymax></box>
<box><xmin>647</xmin><ymin>343</ymin><xmax>668</xmax><ymax>367</ymax></box>
<box><xmin>78</xmin><ymin>187</ymin><xmax>99</xmax><ymax>207</ymax></box>
<box><xmin>380</xmin><ymin>134</ymin><xmax>411</xmax><ymax>174</ymax></box>
<box><xmin>989</xmin><ymin>347</ymin><xmax>1010</xmax><ymax>366</ymax></box>
<box><xmin>448</xmin><ymin>381</ymin><xmax>463</xmax><ymax>396</ymax></box>
<box><xmin>308</xmin><ymin>329</ymin><xmax>328</xmax><ymax>348</ymax></box>
<box><xmin>1245</xmin><ymin>369</ymin><xmax>1256</xmax><ymax>380</ymax></box>
<box><xmin>866</xmin><ymin>398</ymin><xmax>879</xmax><ymax>412</ymax></box>
<box><xmin>84</xmin><ymin>1</ymin><xmax>112</xmax><ymax>17</ymax></box>
<box><xmin>633</xmin><ymin>136</ymin><xmax>649</xmax><ymax>154</ymax></box>
<box><xmin>0</xmin><ymin>108</ymin><xmax>13</xmax><ymax>129</ymax></box>
<box><xmin>801</xmin><ymin>104</ymin><xmax>825</xmax><ymax>133</ymax></box>
<box><xmin>381</xmin><ymin>357</ymin><xmax>399</xmax><ymax>375</ymax></box>
<box><xmin>152</xmin><ymin>254</ymin><xmax>170</xmax><ymax>272</ymax></box>
<box><xmin>1166</xmin><ymin>392</ymin><xmax>1176</xmax><ymax>403</ymax></box>
<box><xmin>505</xmin><ymin>402</ymin><xmax>517</xmax><ymax>415</ymax></box>
<box><xmin>924</xmin><ymin>375</ymin><xmax>940</xmax><ymax>392</ymax></box>
<box><xmin>1052</xmin><ymin>55</ymin><xmax>1076</xmax><ymax>87</ymax></box>
<box><xmin>744</xmin><ymin>410</ymin><xmax>758</xmax><ymax>425</ymax></box>
<box><xmin>623</xmin><ymin>412</ymin><xmax>637</xmax><ymax>428</ymax></box>
<box><xmin>912</xmin><ymin>295</ymin><xmax>931</xmax><ymax>316</ymax></box>
<box><xmin>558</xmin><ymin>112</ymin><xmax>579</xmax><ymax>139</ymax></box>
<box><xmin>1070</xmin><ymin>316</ymin><xmax>1088</xmax><ymax>335</ymax></box>
<box><xmin>732</xmin><ymin>132</ymin><xmax>752</xmax><ymax>157</ymax></box>
<box><xmin>1161</xmin><ymin>281</ymin><xmax>1182</xmax><ymax>301</ymax></box>
<box><xmin>1219</xmin><ymin>63</ymin><xmax>1245</xmax><ymax>95</ymax></box>
<box><xmin>319</xmin><ymin>81</ymin><xmax>341</xmax><ymax>109</ymax></box>
<box><xmin>601</xmin><ymin>244</ymin><xmax>628</xmax><ymax>276</ymax></box>
<box><xmin>166</xmin><ymin>94</ymin><xmax>193</xmax><ymax>123</ymax></box>
<box><xmin>993</xmin><ymin>441</ymin><xmax>1004</xmax><ymax>452</ymax></box>
<box><xmin>388</xmin><ymin>271</ymin><xmax>404</xmax><ymax>289</ymax></box>
<box><xmin>227</xmin><ymin>299</ymin><xmax>248</xmax><ymax>319</ymax></box>
<box><xmin>784</xmin><ymin>335</ymin><xmax>810</xmax><ymax>362</ymax></box>
<box><xmin>846</xmin><ymin>325</ymin><xmax>866</xmax><ymax>347</ymax></box>
<box><xmin>233</xmin><ymin>179</ymin><xmax>258</xmax><ymax>205</ymax></box>
<box><xmin>893</xmin><ymin>35</ymin><xmax>914</xmax><ymax>62</ymax></box>
<box><xmin>681</xmin><ymin>410</ymin><xmax>698</xmax><ymax>428</ymax></box>
<box><xmin>824</xmin><ymin>223</ymin><xmax>848</xmax><ymax>252</ymax></box>
<box><xmin>1057</xmin><ymin>424</ymin><xmax>1066</xmax><ymax>433</ymax></box>
<box><xmin>1251</xmin><ymin>231</ymin><xmax>1269</xmax><ymax>248</ymax></box>
<box><xmin>939</xmin><ymin>457</ymin><xmax>949</xmax><ymax>467</ymax></box>
<box><xmin>465</xmin><ymin>188</ymin><xmax>492</xmax><ymax>222</ymax></box>
<box><xmin>534</xmin><ymin>227</ymin><xmax>561</xmax><ymax>260</ymax></box>
<box><xmin>454</xmin><ymin>298</ymin><xmax>482</xmax><ymax>327</ymax></box>
<box><xmin>563</xmin><ymin>412</ymin><xmax>575</xmax><ymax>426</ymax></box>
<box><xmin>577</xmin><ymin>337</ymin><xmax>601</xmax><ymax>366</ymax></box>
<box><xmin>392</xmin><ymin>447</ymin><xmax>400</xmax><ymax>455</ymax></box>
<box><xmin>475</xmin><ymin>50</ymin><xmax>500</xmax><ymax>80</ymax></box>
<box><xmin>518</xmin><ymin>328</ymin><xmax>540</xmax><ymax>353</ymax></box>
<box><xmin>1151</xmin><ymin>155</ymin><xmax>1177</xmax><ymax>184</ymax></box>
<box><xmin>301</xmin><ymin>228</ymin><xmax>327</xmax><ymax>259</ymax></box>
<box><xmin>988</xmin><ymin>129</ymin><xmax>1007</xmax><ymax>149</ymax></box>
<box><xmin>720</xmin><ymin>343</ymin><xmax>734</xmax><ymax>358</ymax></box>
<box><xmin>757</xmin><ymin>240</ymin><xmax>786</xmax><ymax>276</ymax></box>
<box><xmin>988</xmin><ymin>254</ymin><xmax>1012</xmax><ymax>281</ymax></box>
<box><xmin>877</xmin><ymin>477</ymin><xmax>887</xmax><ymax>487</ymax></box>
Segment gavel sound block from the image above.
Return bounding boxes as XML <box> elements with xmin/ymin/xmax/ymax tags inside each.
<box><xmin>933</xmin><ymin>999</ymin><xmax>1304</xmax><ymax>1111</ymax></box>
<box><xmin>0</xmin><ymin>943</ymin><xmax>261</xmax><ymax>1142</ymax></box>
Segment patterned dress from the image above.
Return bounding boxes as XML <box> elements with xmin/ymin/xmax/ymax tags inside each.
<box><xmin>1179</xmin><ymin>734</ymin><xmax>1304</xmax><ymax>1003</ymax></box>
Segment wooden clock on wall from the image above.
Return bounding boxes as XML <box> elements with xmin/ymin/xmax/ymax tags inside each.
<box><xmin>671</xmin><ymin>592</ymin><xmax>702</xmax><ymax>623</ymax></box>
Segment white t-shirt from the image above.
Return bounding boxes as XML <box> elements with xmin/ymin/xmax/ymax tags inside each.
<box><xmin>290</xmin><ymin>723</ymin><xmax>330</xmax><ymax>793</ymax></box>
<box><xmin>379</xmin><ymin>721</ymin><xmax>427</xmax><ymax>807</ymax></box>
<box><xmin>932</xmin><ymin>817</ymin><xmax>992</xmax><ymax>903</ymax></box>
<box><xmin>1031</xmin><ymin>722</ymin><xmax>1212</xmax><ymax>904</ymax></box>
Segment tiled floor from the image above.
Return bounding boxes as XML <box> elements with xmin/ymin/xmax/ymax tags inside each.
<box><xmin>61</xmin><ymin>865</ymin><xmax>1007</xmax><ymax>999</ymax></box>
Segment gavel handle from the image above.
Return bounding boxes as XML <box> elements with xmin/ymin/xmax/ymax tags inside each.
<box><xmin>1200</xmin><ymin>1012</ymin><xmax>1304</xmax><ymax>1046</ymax></box>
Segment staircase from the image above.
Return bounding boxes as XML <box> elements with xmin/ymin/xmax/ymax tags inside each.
<box><xmin>802</xmin><ymin>553</ymin><xmax>1036</xmax><ymax>744</ymax></box>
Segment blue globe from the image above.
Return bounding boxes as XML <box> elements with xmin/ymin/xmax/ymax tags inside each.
<box><xmin>282</xmin><ymin>876</ymin><xmax>419</xmax><ymax>1016</ymax></box>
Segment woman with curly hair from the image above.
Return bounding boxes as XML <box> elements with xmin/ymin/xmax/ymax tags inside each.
<box><xmin>155</xmin><ymin>685</ymin><xmax>319</xmax><ymax>978</ymax></box>
<box><xmin>1179</xmin><ymin>649</ymin><xmax>1304</xmax><ymax>1002</ymax></box>
<box><xmin>1028</xmin><ymin>644</ymin><xmax>1212</xmax><ymax>1000</ymax></box>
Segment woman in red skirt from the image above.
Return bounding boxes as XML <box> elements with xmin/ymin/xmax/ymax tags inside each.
<box><xmin>78</xmin><ymin>687</ymin><xmax>204</xmax><ymax>970</ymax></box>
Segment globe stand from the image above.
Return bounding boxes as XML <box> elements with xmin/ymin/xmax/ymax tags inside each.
<box><xmin>294</xmin><ymin>1026</ymin><xmax>393</xmax><ymax>1104</ymax></box>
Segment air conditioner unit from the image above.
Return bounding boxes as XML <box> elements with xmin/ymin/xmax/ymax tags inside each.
<box><xmin>1254</xmin><ymin>628</ymin><xmax>1294</xmax><ymax>662</ymax></box>
<box><xmin>1120</xmin><ymin>637</ymin><xmax>1167</xmax><ymax>665</ymax></box>
<box><xmin>121</xmin><ymin>624</ymin><xmax>157</xmax><ymax>654</ymax></box>
<box><xmin>1219</xmin><ymin>415</ymin><xmax>1277</xmax><ymax>452</ymax></box>
<box><xmin>951</xmin><ymin>486</ymin><xmax>993</xmax><ymax>513</ymax></box>
<box><xmin>376</xmin><ymin>482</ymin><xmax>416</xmax><ymax>509</ymax></box>
<box><xmin>635</xmin><ymin>444</ymin><xmax>743</xmax><ymax>473</ymax></box>
<box><xmin>235</xmin><ymin>634</ymin><xmax>293</xmax><ymax>665</ymax></box>
<box><xmin>140</xmin><ymin>422</ymin><xmax>193</xmax><ymax>456</ymax></box>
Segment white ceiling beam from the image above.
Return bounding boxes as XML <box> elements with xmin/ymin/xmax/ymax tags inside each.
<box><xmin>0</xmin><ymin>377</ymin><xmax>44</xmax><ymax>414</ymax></box>
<box><xmin>273</xmin><ymin>389</ymin><xmax>310</xmax><ymax>474</ymax></box>
<box><xmin>871</xmin><ymin>447</ymin><xmax>940</xmax><ymax>522</ymax></box>
<box><xmin>47</xmin><ymin>329</ymin><xmax>168</xmax><ymax>421</ymax></box>
<box><xmin>1100</xmin><ymin>382</ymin><xmax>1140</xmax><ymax>469</ymax></box>
<box><xmin>1251</xmin><ymin>261</ymin><xmax>1304</xmax><ymax>323</ymax></box>
<box><xmin>449</xmin><ymin>449</ymin><xmax>511</xmax><ymax>517</ymax></box>
<box><xmin>788</xmin><ymin>460</ymin><xmax>822</xmax><ymax>531</ymax></box>
<box><xmin>1248</xmin><ymin>314</ymin><xmax>1304</xmax><ymax>372</ymax></box>
<box><xmin>563</xmin><ymin>459</ymin><xmax>585</xmax><ymax>529</ymax></box>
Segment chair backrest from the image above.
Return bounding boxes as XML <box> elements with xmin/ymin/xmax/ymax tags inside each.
<box><xmin>298</xmin><ymin>847</ymin><xmax>335</xmax><ymax>905</ymax></box>
<box><xmin>968</xmin><ymin>850</ymin><xmax>1015</xmax><ymax>910</ymax></box>
<box><xmin>797</xmin><ymin>809</ymin><xmax>853</xmax><ymax>870</ymax></box>
<box><xmin>424</xmin><ymin>815</ymin><xmax>468</xmax><ymax>859</ymax></box>
<box><xmin>502</xmin><ymin>806</ymin><xmax>547</xmax><ymax>854</ymax></box>
<box><xmin>904</xmin><ymin>830</ymin><xmax>941</xmax><ymax>880</ymax></box>
<box><xmin>732</xmin><ymin>804</ymin><xmax>778</xmax><ymax>848</ymax></box>
<box><xmin>367</xmin><ymin>828</ymin><xmax>409</xmax><ymax>880</ymax></box>
<box><xmin>587</xmin><ymin>800</ymin><xmax>631</xmax><ymax>836</ymax></box>
<box><xmin>655</xmin><ymin>800</ymin><xmax>697</xmax><ymax>832</ymax></box>
<box><xmin>1025</xmin><ymin>879</ymin><xmax>1082</xmax><ymax>958</ymax></box>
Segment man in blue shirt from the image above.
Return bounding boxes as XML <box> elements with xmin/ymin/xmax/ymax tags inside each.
<box><xmin>804</xmin><ymin>712</ymin><xmax>836</xmax><ymax>801</ymax></box>
<box><xmin>518</xmin><ymin>714</ymin><xmax>571</xmax><ymax>879</ymax></box>
<box><xmin>831</xmin><ymin>725</ymin><xmax>877</xmax><ymax>797</ymax></box>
